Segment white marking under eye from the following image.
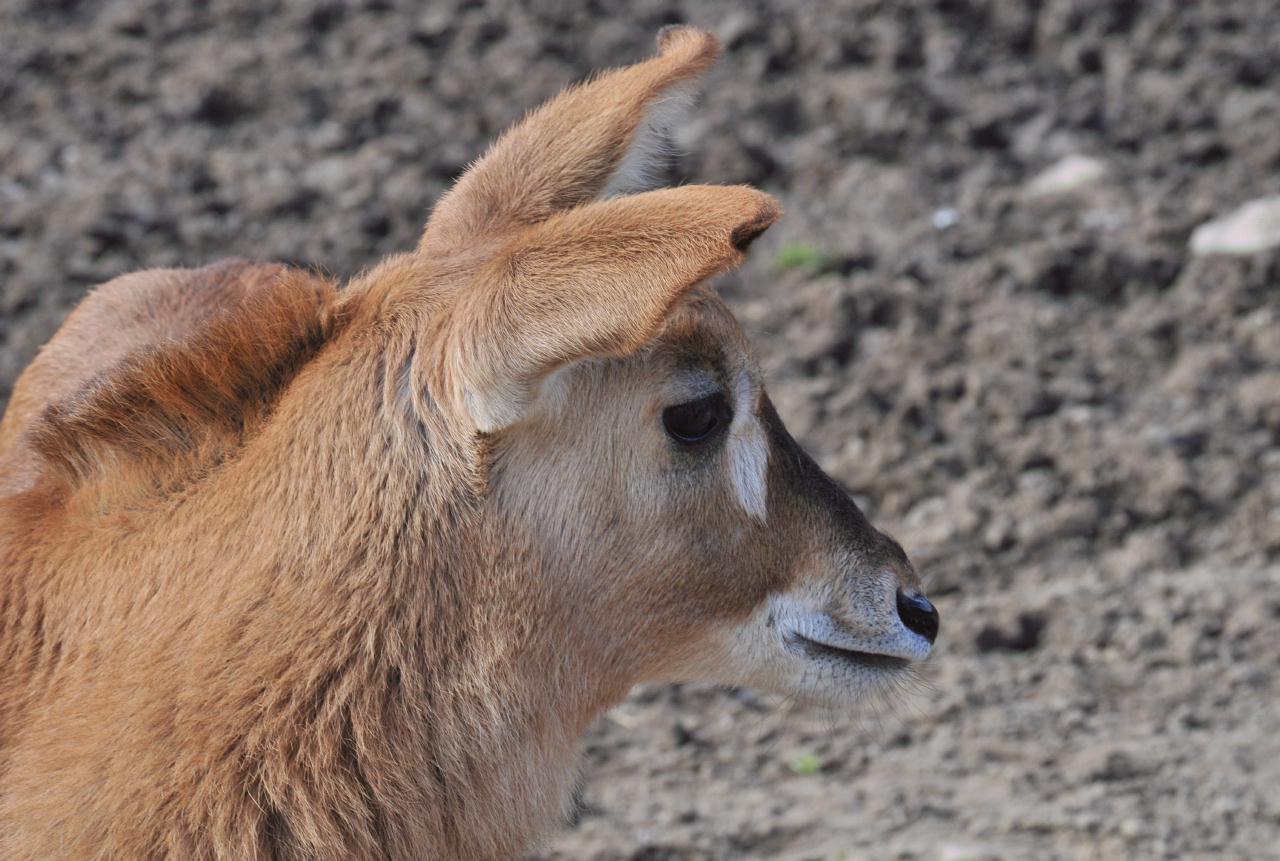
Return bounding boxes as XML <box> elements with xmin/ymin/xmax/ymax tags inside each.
<box><xmin>728</xmin><ymin>373</ymin><xmax>768</xmax><ymax>521</ymax></box>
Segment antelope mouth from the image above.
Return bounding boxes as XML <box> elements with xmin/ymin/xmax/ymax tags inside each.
<box><xmin>785</xmin><ymin>631</ymin><xmax>913</xmax><ymax>671</ymax></box>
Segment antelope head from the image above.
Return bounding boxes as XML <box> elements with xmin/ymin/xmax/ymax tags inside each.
<box><xmin>381</xmin><ymin>26</ymin><xmax>938</xmax><ymax>712</ymax></box>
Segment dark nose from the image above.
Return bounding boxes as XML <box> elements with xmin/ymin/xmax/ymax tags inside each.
<box><xmin>896</xmin><ymin>590</ymin><xmax>939</xmax><ymax>644</ymax></box>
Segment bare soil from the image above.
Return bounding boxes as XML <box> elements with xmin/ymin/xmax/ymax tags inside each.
<box><xmin>2</xmin><ymin>1</ymin><xmax>1278</xmax><ymax>858</ymax></box>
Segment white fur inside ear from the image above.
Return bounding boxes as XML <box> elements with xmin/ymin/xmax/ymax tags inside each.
<box><xmin>600</xmin><ymin>83</ymin><xmax>697</xmax><ymax>198</ymax></box>
<box><xmin>465</xmin><ymin>383</ymin><xmax>526</xmax><ymax>434</ymax></box>
<box><xmin>465</xmin><ymin>361</ymin><xmax>589</xmax><ymax>434</ymax></box>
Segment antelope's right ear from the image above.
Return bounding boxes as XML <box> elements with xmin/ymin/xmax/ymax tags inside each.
<box><xmin>446</xmin><ymin>185</ymin><xmax>780</xmax><ymax>433</ymax></box>
<box><xmin>421</xmin><ymin>26</ymin><xmax>721</xmax><ymax>254</ymax></box>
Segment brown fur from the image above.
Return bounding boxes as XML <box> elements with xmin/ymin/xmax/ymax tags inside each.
<box><xmin>0</xmin><ymin>28</ymin><xmax>931</xmax><ymax>860</ymax></box>
<box><xmin>0</xmin><ymin>259</ymin><xmax>311</xmax><ymax>496</ymax></box>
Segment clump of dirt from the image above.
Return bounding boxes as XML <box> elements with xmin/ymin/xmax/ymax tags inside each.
<box><xmin>2</xmin><ymin>1</ymin><xmax>1277</xmax><ymax>858</ymax></box>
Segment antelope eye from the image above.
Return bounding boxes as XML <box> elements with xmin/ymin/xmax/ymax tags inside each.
<box><xmin>663</xmin><ymin>392</ymin><xmax>731</xmax><ymax>445</ymax></box>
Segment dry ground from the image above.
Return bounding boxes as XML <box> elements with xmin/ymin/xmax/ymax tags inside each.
<box><xmin>2</xmin><ymin>1</ymin><xmax>1278</xmax><ymax>858</ymax></box>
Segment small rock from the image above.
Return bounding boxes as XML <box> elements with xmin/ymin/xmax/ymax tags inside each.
<box><xmin>981</xmin><ymin>512</ymin><xmax>1015</xmax><ymax>551</ymax></box>
<box><xmin>1090</xmin><ymin>750</ymin><xmax>1151</xmax><ymax>783</ymax></box>
<box><xmin>1024</xmin><ymin>154</ymin><xmax>1108</xmax><ymax>198</ymax></box>
<box><xmin>1237</xmin><ymin>372</ymin><xmax>1280</xmax><ymax>428</ymax></box>
<box><xmin>672</xmin><ymin>722</ymin><xmax>708</xmax><ymax>749</ymax></box>
<box><xmin>939</xmin><ymin>844</ymin><xmax>1002</xmax><ymax>861</ymax></box>
<box><xmin>1119</xmin><ymin>817</ymin><xmax>1146</xmax><ymax>838</ymax></box>
<box><xmin>1190</xmin><ymin>195</ymin><xmax>1280</xmax><ymax>255</ymax></box>
<box><xmin>974</xmin><ymin>613</ymin><xmax>1046</xmax><ymax>653</ymax></box>
<box><xmin>904</xmin><ymin>495</ymin><xmax>955</xmax><ymax>545</ymax></box>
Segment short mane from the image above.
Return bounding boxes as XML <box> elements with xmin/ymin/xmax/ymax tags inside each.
<box><xmin>29</xmin><ymin>267</ymin><xmax>345</xmax><ymax>492</ymax></box>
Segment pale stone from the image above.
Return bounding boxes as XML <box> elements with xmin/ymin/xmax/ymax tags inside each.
<box><xmin>1025</xmin><ymin>154</ymin><xmax>1108</xmax><ymax>197</ymax></box>
<box><xmin>1190</xmin><ymin>196</ymin><xmax>1280</xmax><ymax>255</ymax></box>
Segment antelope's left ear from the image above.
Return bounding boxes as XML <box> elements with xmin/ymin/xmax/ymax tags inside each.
<box><xmin>447</xmin><ymin>184</ymin><xmax>780</xmax><ymax>432</ymax></box>
<box><xmin>421</xmin><ymin>26</ymin><xmax>721</xmax><ymax>255</ymax></box>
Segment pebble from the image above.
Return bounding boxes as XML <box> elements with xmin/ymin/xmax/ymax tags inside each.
<box><xmin>932</xmin><ymin>207</ymin><xmax>959</xmax><ymax>229</ymax></box>
<box><xmin>1190</xmin><ymin>196</ymin><xmax>1280</xmax><ymax>255</ymax></box>
<box><xmin>1024</xmin><ymin>154</ymin><xmax>1108</xmax><ymax>198</ymax></box>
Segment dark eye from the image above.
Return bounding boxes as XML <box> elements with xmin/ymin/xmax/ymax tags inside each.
<box><xmin>662</xmin><ymin>392</ymin><xmax>732</xmax><ymax>445</ymax></box>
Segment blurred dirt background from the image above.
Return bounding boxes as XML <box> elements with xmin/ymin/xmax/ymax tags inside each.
<box><xmin>2</xmin><ymin>1</ymin><xmax>1278</xmax><ymax>858</ymax></box>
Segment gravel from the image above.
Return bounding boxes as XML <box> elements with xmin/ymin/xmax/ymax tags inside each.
<box><xmin>2</xmin><ymin>1</ymin><xmax>1277</xmax><ymax>858</ymax></box>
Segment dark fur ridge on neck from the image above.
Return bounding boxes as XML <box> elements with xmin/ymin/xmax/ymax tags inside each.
<box><xmin>29</xmin><ymin>267</ymin><xmax>347</xmax><ymax>492</ymax></box>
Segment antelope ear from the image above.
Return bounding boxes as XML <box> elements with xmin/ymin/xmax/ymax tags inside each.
<box><xmin>448</xmin><ymin>185</ymin><xmax>780</xmax><ymax>432</ymax></box>
<box><xmin>421</xmin><ymin>26</ymin><xmax>720</xmax><ymax>254</ymax></box>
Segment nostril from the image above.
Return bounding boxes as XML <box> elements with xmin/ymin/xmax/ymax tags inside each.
<box><xmin>896</xmin><ymin>589</ymin><xmax>939</xmax><ymax>644</ymax></box>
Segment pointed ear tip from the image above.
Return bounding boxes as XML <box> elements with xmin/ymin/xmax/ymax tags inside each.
<box><xmin>655</xmin><ymin>25</ymin><xmax>722</xmax><ymax>61</ymax></box>
<box><xmin>730</xmin><ymin>194</ymin><xmax>783</xmax><ymax>251</ymax></box>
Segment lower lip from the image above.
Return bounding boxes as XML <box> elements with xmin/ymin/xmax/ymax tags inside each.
<box><xmin>787</xmin><ymin>633</ymin><xmax>912</xmax><ymax>671</ymax></box>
